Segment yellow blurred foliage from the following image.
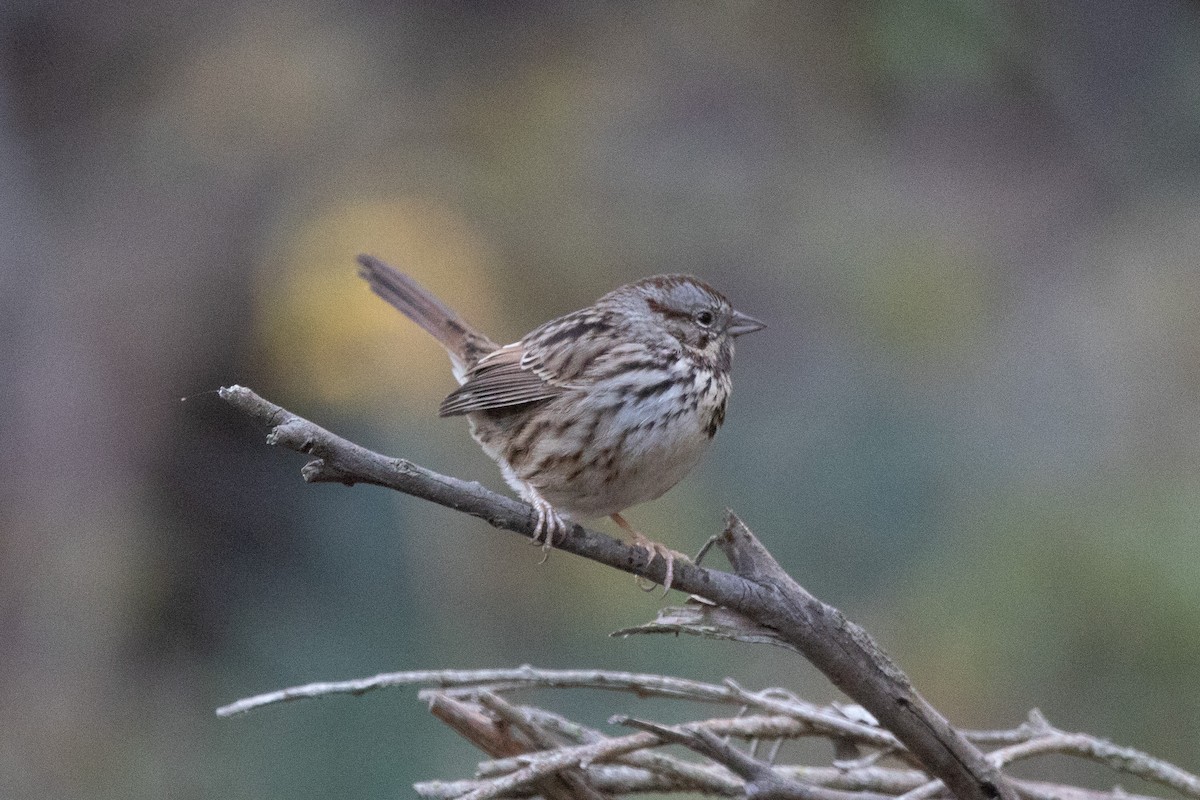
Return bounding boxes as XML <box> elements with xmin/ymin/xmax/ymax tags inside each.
<box><xmin>255</xmin><ymin>196</ymin><xmax>502</xmax><ymax>412</ymax></box>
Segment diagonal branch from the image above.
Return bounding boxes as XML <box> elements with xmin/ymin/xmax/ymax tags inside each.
<box><xmin>218</xmin><ymin>384</ymin><xmax>1014</xmax><ymax>800</ymax></box>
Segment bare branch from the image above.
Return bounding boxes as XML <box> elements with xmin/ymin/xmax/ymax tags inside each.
<box><xmin>422</xmin><ymin>692</ymin><xmax>609</xmax><ymax>800</ymax></box>
<box><xmin>415</xmin><ymin>767</ymin><xmax>1171</xmax><ymax>800</ymax></box>
<box><xmin>899</xmin><ymin>708</ymin><xmax>1200</xmax><ymax>800</ymax></box>
<box><xmin>457</xmin><ymin>712</ymin><xmax>857</xmax><ymax>800</ymax></box>
<box><xmin>619</xmin><ymin>717</ymin><xmax>892</xmax><ymax>800</ymax></box>
<box><xmin>613</xmin><ymin>595</ymin><xmax>801</xmax><ymax>651</ymax></box>
<box><xmin>471</xmin><ymin>692</ymin><xmax>610</xmax><ymax>800</ymax></box>
<box><xmin>217</xmin><ymin>665</ymin><xmax>889</xmax><ymax>747</ymax></box>
<box><xmin>216</xmin><ymin>385</ymin><xmax>1200</xmax><ymax>800</ymax></box>
<box><xmin>218</xmin><ymin>385</ymin><xmax>1010</xmax><ymax>798</ymax></box>
<box><xmin>990</xmin><ymin>726</ymin><xmax>1200</xmax><ymax>797</ymax></box>
<box><xmin>469</xmin><ymin>708</ymin><xmax>741</xmax><ymax>795</ymax></box>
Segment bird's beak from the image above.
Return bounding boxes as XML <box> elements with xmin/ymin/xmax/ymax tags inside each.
<box><xmin>728</xmin><ymin>309</ymin><xmax>766</xmax><ymax>338</ymax></box>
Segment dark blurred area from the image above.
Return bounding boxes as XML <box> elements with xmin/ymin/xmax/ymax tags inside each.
<box><xmin>2</xmin><ymin>1</ymin><xmax>1199</xmax><ymax>797</ymax></box>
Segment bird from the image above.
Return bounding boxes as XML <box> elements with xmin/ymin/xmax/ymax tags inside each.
<box><xmin>358</xmin><ymin>254</ymin><xmax>764</xmax><ymax>590</ymax></box>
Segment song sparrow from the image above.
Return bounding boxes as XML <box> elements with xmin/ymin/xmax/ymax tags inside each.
<box><xmin>358</xmin><ymin>254</ymin><xmax>764</xmax><ymax>589</ymax></box>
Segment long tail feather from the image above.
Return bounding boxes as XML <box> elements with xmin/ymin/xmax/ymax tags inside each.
<box><xmin>357</xmin><ymin>254</ymin><xmax>496</xmax><ymax>379</ymax></box>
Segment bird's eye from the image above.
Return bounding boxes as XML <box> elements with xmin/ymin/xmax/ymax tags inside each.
<box><xmin>695</xmin><ymin>309</ymin><xmax>715</xmax><ymax>327</ymax></box>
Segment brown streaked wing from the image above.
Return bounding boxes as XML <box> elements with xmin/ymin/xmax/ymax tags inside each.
<box><xmin>522</xmin><ymin>310</ymin><xmax>622</xmax><ymax>384</ymax></box>
<box><xmin>437</xmin><ymin>346</ymin><xmax>563</xmax><ymax>417</ymax></box>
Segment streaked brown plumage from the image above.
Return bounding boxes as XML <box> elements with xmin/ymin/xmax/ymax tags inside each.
<box><xmin>358</xmin><ymin>254</ymin><xmax>764</xmax><ymax>589</ymax></box>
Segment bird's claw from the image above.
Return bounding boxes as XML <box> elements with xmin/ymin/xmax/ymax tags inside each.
<box><xmin>631</xmin><ymin>533</ymin><xmax>689</xmax><ymax>596</ymax></box>
<box><xmin>530</xmin><ymin>498</ymin><xmax>567</xmax><ymax>563</ymax></box>
<box><xmin>609</xmin><ymin>512</ymin><xmax>687</xmax><ymax>595</ymax></box>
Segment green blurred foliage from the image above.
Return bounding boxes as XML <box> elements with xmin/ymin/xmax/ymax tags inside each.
<box><xmin>2</xmin><ymin>1</ymin><xmax>1200</xmax><ymax>798</ymax></box>
<box><xmin>896</xmin><ymin>477</ymin><xmax>1200</xmax><ymax>769</ymax></box>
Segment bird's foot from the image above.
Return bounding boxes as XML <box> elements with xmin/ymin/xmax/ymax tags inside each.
<box><xmin>611</xmin><ymin>513</ymin><xmax>689</xmax><ymax>594</ymax></box>
<box><xmin>530</xmin><ymin>496</ymin><xmax>568</xmax><ymax>564</ymax></box>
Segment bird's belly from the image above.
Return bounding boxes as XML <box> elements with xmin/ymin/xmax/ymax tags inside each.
<box><xmin>520</xmin><ymin>385</ymin><xmax>725</xmax><ymax>519</ymax></box>
<box><xmin>570</xmin><ymin>424</ymin><xmax>707</xmax><ymax>516</ymax></box>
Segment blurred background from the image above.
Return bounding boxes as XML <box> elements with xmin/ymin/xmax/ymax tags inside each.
<box><xmin>3</xmin><ymin>1</ymin><xmax>1200</xmax><ymax>797</ymax></box>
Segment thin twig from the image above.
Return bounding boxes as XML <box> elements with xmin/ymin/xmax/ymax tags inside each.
<box><xmin>620</xmin><ymin>717</ymin><xmax>894</xmax><ymax>800</ymax></box>
<box><xmin>218</xmin><ymin>665</ymin><xmax>884</xmax><ymax>750</ymax></box>
<box><xmin>899</xmin><ymin>719</ymin><xmax>1200</xmax><ymax>800</ymax></box>
<box><xmin>990</xmin><ymin>730</ymin><xmax>1200</xmax><ymax>796</ymax></box>
<box><xmin>451</xmin><ymin>713</ymin><xmax>868</xmax><ymax>800</ymax></box>
<box><xmin>416</xmin><ymin>770</ymin><xmax>1170</xmax><ymax>800</ymax></box>
<box><xmin>218</xmin><ymin>666</ymin><xmax>749</xmax><ymax>716</ymax></box>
